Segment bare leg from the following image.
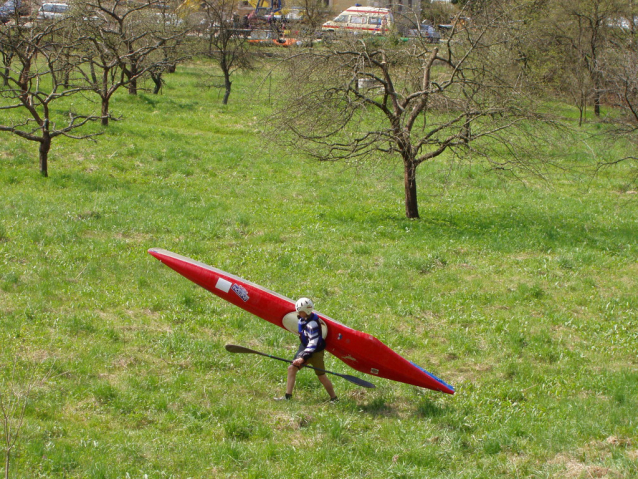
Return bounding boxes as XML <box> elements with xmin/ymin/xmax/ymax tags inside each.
<box><xmin>318</xmin><ymin>374</ymin><xmax>336</xmax><ymax>399</ymax></box>
<box><xmin>286</xmin><ymin>364</ymin><xmax>299</xmax><ymax>395</ymax></box>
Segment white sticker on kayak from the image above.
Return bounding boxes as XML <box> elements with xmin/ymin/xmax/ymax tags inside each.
<box><xmin>370</xmin><ymin>368</ymin><xmax>379</xmax><ymax>375</ymax></box>
<box><xmin>215</xmin><ymin>278</ymin><xmax>232</xmax><ymax>293</ymax></box>
<box><xmin>231</xmin><ymin>284</ymin><xmax>249</xmax><ymax>302</ymax></box>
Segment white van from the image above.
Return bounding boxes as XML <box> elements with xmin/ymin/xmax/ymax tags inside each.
<box><xmin>37</xmin><ymin>2</ymin><xmax>69</xmax><ymax>20</ymax></box>
<box><xmin>322</xmin><ymin>6</ymin><xmax>394</xmax><ymax>35</ymax></box>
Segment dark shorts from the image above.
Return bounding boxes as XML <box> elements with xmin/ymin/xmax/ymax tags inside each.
<box><xmin>295</xmin><ymin>344</ymin><xmax>326</xmax><ymax>376</ymax></box>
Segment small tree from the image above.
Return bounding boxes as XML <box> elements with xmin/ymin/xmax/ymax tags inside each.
<box><xmin>198</xmin><ymin>0</ymin><xmax>253</xmax><ymax>104</ymax></box>
<box><xmin>273</xmin><ymin>1</ymin><xmax>554</xmax><ymax>218</ymax></box>
<box><xmin>0</xmin><ymin>21</ymin><xmax>101</xmax><ymax>176</ymax></box>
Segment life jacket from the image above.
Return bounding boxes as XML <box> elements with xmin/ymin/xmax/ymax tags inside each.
<box><xmin>298</xmin><ymin>312</ymin><xmax>326</xmax><ymax>354</ymax></box>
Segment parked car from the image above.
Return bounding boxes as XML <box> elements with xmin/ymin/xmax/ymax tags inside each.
<box><xmin>0</xmin><ymin>0</ymin><xmax>29</xmax><ymax>24</ymax></box>
<box><xmin>322</xmin><ymin>6</ymin><xmax>394</xmax><ymax>35</ymax></box>
<box><xmin>37</xmin><ymin>2</ymin><xmax>69</xmax><ymax>20</ymax></box>
<box><xmin>406</xmin><ymin>23</ymin><xmax>441</xmax><ymax>43</ymax></box>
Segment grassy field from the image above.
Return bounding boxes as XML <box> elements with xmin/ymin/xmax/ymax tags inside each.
<box><xmin>1</xmin><ymin>58</ymin><xmax>637</xmax><ymax>478</ymax></box>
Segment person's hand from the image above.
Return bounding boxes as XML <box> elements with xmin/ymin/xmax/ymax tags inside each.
<box><xmin>292</xmin><ymin>358</ymin><xmax>305</xmax><ymax>369</ymax></box>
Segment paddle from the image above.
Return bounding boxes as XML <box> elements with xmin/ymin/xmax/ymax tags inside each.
<box><xmin>225</xmin><ymin>344</ymin><xmax>376</xmax><ymax>389</ymax></box>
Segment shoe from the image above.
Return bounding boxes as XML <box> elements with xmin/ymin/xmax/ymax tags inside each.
<box><xmin>274</xmin><ymin>394</ymin><xmax>292</xmax><ymax>401</ymax></box>
<box><xmin>329</xmin><ymin>396</ymin><xmax>339</xmax><ymax>403</ymax></box>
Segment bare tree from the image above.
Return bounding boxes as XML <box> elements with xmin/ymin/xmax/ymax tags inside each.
<box><xmin>197</xmin><ymin>0</ymin><xmax>253</xmax><ymax>104</ymax></box>
<box><xmin>601</xmin><ymin>1</ymin><xmax>638</xmax><ymax>123</ymax></box>
<box><xmin>273</xmin><ymin>1</ymin><xmax>556</xmax><ymax>219</ymax></box>
<box><xmin>0</xmin><ymin>40</ymin><xmax>14</xmax><ymax>86</ymax></box>
<box><xmin>594</xmin><ymin>9</ymin><xmax>638</xmax><ymax>172</ymax></box>
<box><xmin>0</xmin><ymin>21</ymin><xmax>101</xmax><ymax>176</ymax></box>
<box><xmin>296</xmin><ymin>0</ymin><xmax>331</xmax><ymax>30</ymax></box>
<box><xmin>73</xmin><ymin>0</ymin><xmax>188</xmax><ymax>124</ymax></box>
<box><xmin>558</xmin><ymin>0</ymin><xmax>613</xmax><ymax>118</ymax></box>
<box><xmin>148</xmin><ymin>9</ymin><xmax>190</xmax><ymax>94</ymax></box>
<box><xmin>81</xmin><ymin>0</ymin><xmax>187</xmax><ymax>96</ymax></box>
<box><xmin>528</xmin><ymin>0</ymin><xmax>625</xmax><ymax>121</ymax></box>
<box><xmin>420</xmin><ymin>0</ymin><xmax>459</xmax><ymax>28</ymax></box>
<box><xmin>74</xmin><ymin>15</ymin><xmax>128</xmax><ymax>126</ymax></box>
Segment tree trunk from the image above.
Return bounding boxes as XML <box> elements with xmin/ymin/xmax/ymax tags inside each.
<box><xmin>2</xmin><ymin>65</ymin><xmax>10</xmax><ymax>85</ymax></box>
<box><xmin>39</xmin><ymin>137</ymin><xmax>51</xmax><ymax>177</ymax></box>
<box><xmin>463</xmin><ymin>113</ymin><xmax>472</xmax><ymax>144</ymax></box>
<box><xmin>101</xmin><ymin>98</ymin><xmax>110</xmax><ymax>126</ymax></box>
<box><xmin>594</xmin><ymin>90</ymin><xmax>601</xmax><ymax>117</ymax></box>
<box><xmin>403</xmin><ymin>158</ymin><xmax>419</xmax><ymax>219</ymax></box>
<box><xmin>151</xmin><ymin>72</ymin><xmax>162</xmax><ymax>94</ymax></box>
<box><xmin>2</xmin><ymin>52</ymin><xmax>12</xmax><ymax>85</ymax></box>
<box><xmin>128</xmin><ymin>76</ymin><xmax>137</xmax><ymax>95</ymax></box>
<box><xmin>127</xmin><ymin>61</ymin><xmax>138</xmax><ymax>95</ymax></box>
<box><xmin>222</xmin><ymin>71</ymin><xmax>232</xmax><ymax>105</ymax></box>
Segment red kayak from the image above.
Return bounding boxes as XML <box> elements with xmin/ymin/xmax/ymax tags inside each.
<box><xmin>148</xmin><ymin>248</ymin><xmax>455</xmax><ymax>394</ymax></box>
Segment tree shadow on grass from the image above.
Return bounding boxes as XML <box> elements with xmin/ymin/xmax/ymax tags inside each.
<box><xmin>331</xmin><ymin>200</ymin><xmax>637</xmax><ymax>258</ymax></box>
<box><xmin>358</xmin><ymin>395</ymin><xmax>399</xmax><ymax>417</ymax></box>
<box><xmin>415</xmin><ymin>398</ymin><xmax>448</xmax><ymax>418</ymax></box>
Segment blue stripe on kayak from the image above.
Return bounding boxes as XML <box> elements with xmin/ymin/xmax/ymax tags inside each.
<box><xmin>410</xmin><ymin>362</ymin><xmax>455</xmax><ymax>392</ymax></box>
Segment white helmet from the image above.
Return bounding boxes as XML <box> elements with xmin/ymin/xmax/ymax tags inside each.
<box><xmin>295</xmin><ymin>297</ymin><xmax>314</xmax><ymax>315</ymax></box>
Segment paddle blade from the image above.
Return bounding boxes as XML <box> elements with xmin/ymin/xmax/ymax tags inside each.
<box><xmin>341</xmin><ymin>374</ymin><xmax>376</xmax><ymax>389</ymax></box>
<box><xmin>225</xmin><ymin>344</ymin><xmax>257</xmax><ymax>354</ymax></box>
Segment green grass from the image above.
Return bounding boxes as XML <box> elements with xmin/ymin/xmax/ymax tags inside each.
<box><xmin>1</xmin><ymin>59</ymin><xmax>637</xmax><ymax>478</ymax></box>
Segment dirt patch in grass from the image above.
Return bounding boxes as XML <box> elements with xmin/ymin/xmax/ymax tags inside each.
<box><xmin>124</xmin><ymin>308</ymin><xmax>162</xmax><ymax>322</ymax></box>
<box><xmin>549</xmin><ymin>437</ymin><xmax>633</xmax><ymax>478</ymax></box>
<box><xmin>288</xmin><ymin>430</ymin><xmax>317</xmax><ymax>448</ymax></box>
<box><xmin>347</xmin><ymin>389</ymin><xmax>372</xmax><ymax>402</ymax></box>
<box><xmin>112</xmin><ymin>355</ymin><xmax>140</xmax><ymax>369</ymax></box>
<box><xmin>604</xmin><ymin>436</ymin><xmax>632</xmax><ymax>447</ymax></box>
<box><xmin>449</xmin><ymin>362</ymin><xmax>493</xmax><ymax>384</ymax></box>
<box><xmin>549</xmin><ymin>454</ymin><xmax>614</xmax><ymax>478</ymax></box>
<box><xmin>271</xmin><ymin>413</ymin><xmax>313</xmax><ymax>431</ymax></box>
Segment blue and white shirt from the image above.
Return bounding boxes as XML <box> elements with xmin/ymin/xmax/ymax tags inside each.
<box><xmin>298</xmin><ymin>312</ymin><xmax>326</xmax><ymax>359</ymax></box>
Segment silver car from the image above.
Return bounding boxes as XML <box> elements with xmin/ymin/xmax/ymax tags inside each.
<box><xmin>407</xmin><ymin>23</ymin><xmax>441</xmax><ymax>43</ymax></box>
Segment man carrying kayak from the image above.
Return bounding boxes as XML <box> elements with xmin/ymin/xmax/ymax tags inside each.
<box><xmin>275</xmin><ymin>297</ymin><xmax>338</xmax><ymax>402</ymax></box>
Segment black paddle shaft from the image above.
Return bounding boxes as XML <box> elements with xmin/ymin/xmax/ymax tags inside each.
<box><xmin>225</xmin><ymin>344</ymin><xmax>376</xmax><ymax>389</ymax></box>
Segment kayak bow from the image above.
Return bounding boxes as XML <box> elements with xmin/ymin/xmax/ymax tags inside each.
<box><xmin>148</xmin><ymin>248</ymin><xmax>455</xmax><ymax>394</ymax></box>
